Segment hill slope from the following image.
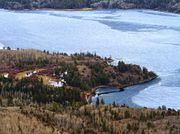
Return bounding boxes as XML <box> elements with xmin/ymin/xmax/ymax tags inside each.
<box><xmin>0</xmin><ymin>105</ymin><xmax>180</xmax><ymax>134</ymax></box>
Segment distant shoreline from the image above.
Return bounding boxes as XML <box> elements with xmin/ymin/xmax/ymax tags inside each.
<box><xmin>1</xmin><ymin>7</ymin><xmax>179</xmax><ymax>15</ymax></box>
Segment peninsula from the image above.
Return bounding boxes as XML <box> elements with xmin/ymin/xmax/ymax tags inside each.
<box><xmin>1</xmin><ymin>48</ymin><xmax>180</xmax><ymax>134</ymax></box>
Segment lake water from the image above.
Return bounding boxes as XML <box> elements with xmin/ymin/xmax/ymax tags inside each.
<box><xmin>0</xmin><ymin>9</ymin><xmax>180</xmax><ymax>109</ymax></box>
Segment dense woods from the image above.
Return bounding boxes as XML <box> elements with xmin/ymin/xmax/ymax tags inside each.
<box><xmin>0</xmin><ymin>0</ymin><xmax>180</xmax><ymax>13</ymax></box>
<box><xmin>0</xmin><ymin>0</ymin><xmax>90</xmax><ymax>9</ymax></box>
<box><xmin>0</xmin><ymin>76</ymin><xmax>82</xmax><ymax>106</ymax></box>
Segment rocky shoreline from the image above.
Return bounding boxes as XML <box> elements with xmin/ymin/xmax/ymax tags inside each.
<box><xmin>0</xmin><ymin>0</ymin><xmax>180</xmax><ymax>13</ymax></box>
<box><xmin>86</xmin><ymin>75</ymin><xmax>157</xmax><ymax>103</ymax></box>
<box><xmin>93</xmin><ymin>75</ymin><xmax>157</xmax><ymax>94</ymax></box>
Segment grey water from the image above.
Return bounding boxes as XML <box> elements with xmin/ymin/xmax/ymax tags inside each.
<box><xmin>0</xmin><ymin>9</ymin><xmax>180</xmax><ymax>109</ymax></box>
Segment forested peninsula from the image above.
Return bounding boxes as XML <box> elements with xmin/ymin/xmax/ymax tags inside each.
<box><xmin>1</xmin><ymin>49</ymin><xmax>180</xmax><ymax>134</ymax></box>
<box><xmin>0</xmin><ymin>48</ymin><xmax>157</xmax><ymax>105</ymax></box>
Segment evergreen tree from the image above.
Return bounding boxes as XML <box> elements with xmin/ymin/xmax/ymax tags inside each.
<box><xmin>96</xmin><ymin>98</ymin><xmax>100</xmax><ymax>107</ymax></box>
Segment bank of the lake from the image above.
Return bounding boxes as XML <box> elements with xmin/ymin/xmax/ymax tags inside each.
<box><xmin>92</xmin><ymin>77</ymin><xmax>159</xmax><ymax>107</ymax></box>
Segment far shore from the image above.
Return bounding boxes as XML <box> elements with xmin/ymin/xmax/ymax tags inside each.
<box><xmin>1</xmin><ymin>7</ymin><xmax>180</xmax><ymax>15</ymax></box>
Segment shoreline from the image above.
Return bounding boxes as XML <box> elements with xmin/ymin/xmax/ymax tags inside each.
<box><xmin>0</xmin><ymin>7</ymin><xmax>179</xmax><ymax>14</ymax></box>
<box><xmin>87</xmin><ymin>75</ymin><xmax>158</xmax><ymax>103</ymax></box>
<box><xmin>90</xmin><ymin>76</ymin><xmax>159</xmax><ymax>109</ymax></box>
<box><xmin>93</xmin><ymin>75</ymin><xmax>157</xmax><ymax>93</ymax></box>
<box><xmin>0</xmin><ymin>7</ymin><xmax>95</xmax><ymax>12</ymax></box>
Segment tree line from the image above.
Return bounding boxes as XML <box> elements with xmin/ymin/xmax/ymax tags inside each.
<box><xmin>0</xmin><ymin>0</ymin><xmax>180</xmax><ymax>11</ymax></box>
<box><xmin>0</xmin><ymin>75</ymin><xmax>83</xmax><ymax>106</ymax></box>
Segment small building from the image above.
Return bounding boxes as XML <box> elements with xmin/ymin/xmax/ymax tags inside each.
<box><xmin>3</xmin><ymin>73</ymin><xmax>9</xmax><ymax>78</ymax></box>
<box><xmin>25</xmin><ymin>72</ymin><xmax>33</xmax><ymax>78</ymax></box>
<box><xmin>33</xmin><ymin>71</ymin><xmax>37</xmax><ymax>74</ymax></box>
<box><xmin>61</xmin><ymin>79</ymin><xmax>66</xmax><ymax>84</ymax></box>
<box><xmin>60</xmin><ymin>73</ymin><xmax>64</xmax><ymax>78</ymax></box>
<box><xmin>64</xmin><ymin>71</ymin><xmax>68</xmax><ymax>75</ymax></box>
<box><xmin>49</xmin><ymin>80</ymin><xmax>64</xmax><ymax>87</ymax></box>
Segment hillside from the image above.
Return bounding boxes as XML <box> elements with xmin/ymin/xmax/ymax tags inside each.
<box><xmin>0</xmin><ymin>107</ymin><xmax>62</xmax><ymax>134</ymax></box>
<box><xmin>1</xmin><ymin>48</ymin><xmax>180</xmax><ymax>134</ymax></box>
<box><xmin>0</xmin><ymin>105</ymin><xmax>180</xmax><ymax>134</ymax></box>
<box><xmin>0</xmin><ymin>0</ymin><xmax>180</xmax><ymax>13</ymax></box>
<box><xmin>0</xmin><ymin>48</ymin><xmax>156</xmax><ymax>89</ymax></box>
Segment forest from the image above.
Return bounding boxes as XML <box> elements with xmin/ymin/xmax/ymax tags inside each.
<box><xmin>0</xmin><ymin>0</ymin><xmax>180</xmax><ymax>13</ymax></box>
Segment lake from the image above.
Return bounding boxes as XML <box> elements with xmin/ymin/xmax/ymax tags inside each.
<box><xmin>0</xmin><ymin>9</ymin><xmax>180</xmax><ymax>109</ymax></box>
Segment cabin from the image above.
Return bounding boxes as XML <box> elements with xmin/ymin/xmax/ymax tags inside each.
<box><xmin>25</xmin><ymin>72</ymin><xmax>33</xmax><ymax>78</ymax></box>
<box><xmin>60</xmin><ymin>73</ymin><xmax>64</xmax><ymax>78</ymax></box>
<box><xmin>49</xmin><ymin>78</ymin><xmax>67</xmax><ymax>87</ymax></box>
<box><xmin>64</xmin><ymin>71</ymin><xmax>68</xmax><ymax>75</ymax></box>
<box><xmin>61</xmin><ymin>79</ymin><xmax>66</xmax><ymax>84</ymax></box>
<box><xmin>3</xmin><ymin>73</ymin><xmax>9</xmax><ymax>78</ymax></box>
<box><xmin>49</xmin><ymin>80</ymin><xmax>64</xmax><ymax>87</ymax></box>
<box><xmin>33</xmin><ymin>71</ymin><xmax>37</xmax><ymax>74</ymax></box>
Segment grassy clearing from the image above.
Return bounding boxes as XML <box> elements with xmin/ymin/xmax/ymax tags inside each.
<box><xmin>15</xmin><ymin>69</ymin><xmax>45</xmax><ymax>80</ymax></box>
<box><xmin>15</xmin><ymin>71</ymin><xmax>29</xmax><ymax>80</ymax></box>
<box><xmin>14</xmin><ymin>68</ymin><xmax>56</xmax><ymax>86</ymax></box>
<box><xmin>38</xmin><ymin>75</ymin><xmax>54</xmax><ymax>85</ymax></box>
<box><xmin>79</xmin><ymin>8</ymin><xmax>94</xmax><ymax>11</ymax></box>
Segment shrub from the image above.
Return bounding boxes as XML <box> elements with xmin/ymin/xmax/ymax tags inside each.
<box><xmin>124</xmin><ymin>110</ymin><xmax>131</xmax><ymax>118</ymax></box>
<box><xmin>118</xmin><ymin>61</ymin><xmax>128</xmax><ymax>72</ymax></box>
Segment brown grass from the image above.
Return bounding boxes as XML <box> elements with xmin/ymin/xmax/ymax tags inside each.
<box><xmin>0</xmin><ymin>107</ymin><xmax>65</xmax><ymax>134</ymax></box>
<box><xmin>38</xmin><ymin>75</ymin><xmax>53</xmax><ymax>85</ymax></box>
<box><xmin>1</xmin><ymin>105</ymin><xmax>180</xmax><ymax>134</ymax></box>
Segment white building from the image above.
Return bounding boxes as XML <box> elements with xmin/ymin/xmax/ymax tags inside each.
<box><xmin>25</xmin><ymin>72</ymin><xmax>33</xmax><ymax>78</ymax></box>
<box><xmin>3</xmin><ymin>73</ymin><xmax>9</xmax><ymax>78</ymax></box>
<box><xmin>60</xmin><ymin>73</ymin><xmax>64</xmax><ymax>78</ymax></box>
<box><xmin>61</xmin><ymin>79</ymin><xmax>66</xmax><ymax>84</ymax></box>
<box><xmin>33</xmin><ymin>71</ymin><xmax>37</xmax><ymax>74</ymax></box>
<box><xmin>49</xmin><ymin>80</ymin><xmax>64</xmax><ymax>87</ymax></box>
<box><xmin>64</xmin><ymin>71</ymin><xmax>68</xmax><ymax>75</ymax></box>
